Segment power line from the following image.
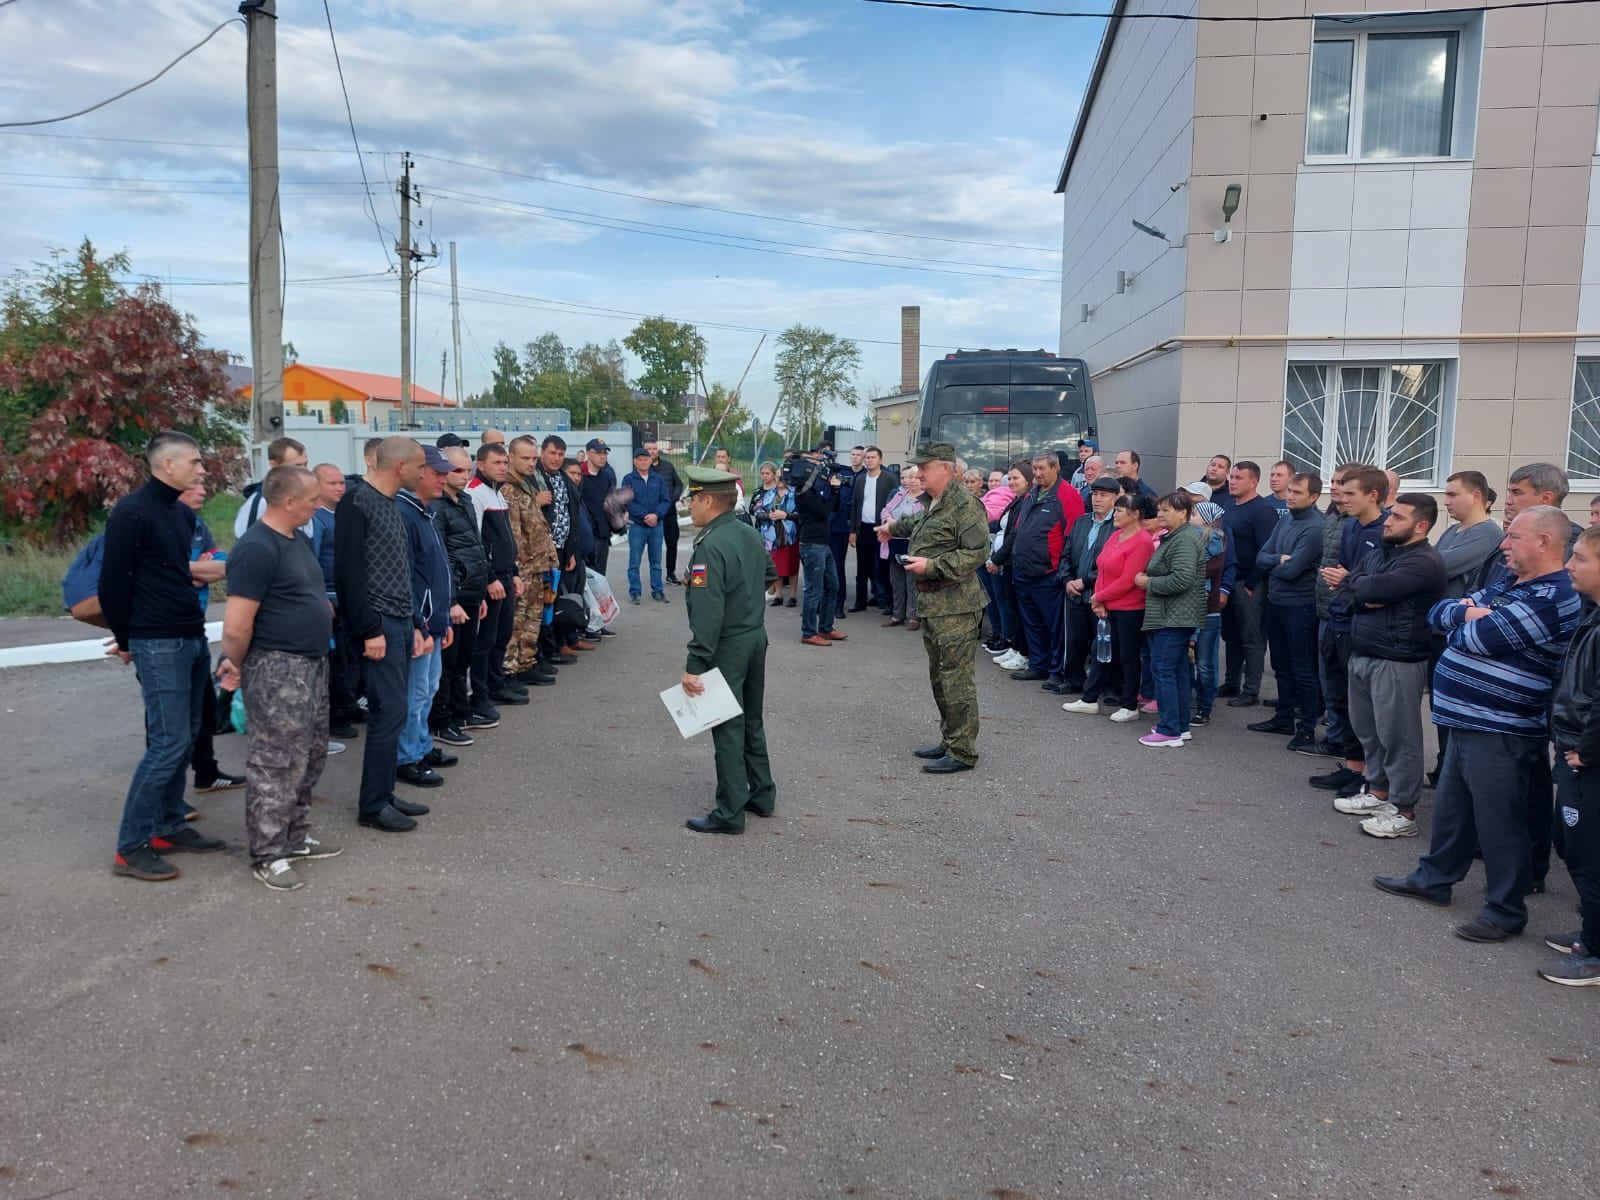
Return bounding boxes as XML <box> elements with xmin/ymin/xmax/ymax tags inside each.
<box><xmin>412</xmin><ymin>151</ymin><xmax>1058</xmax><ymax>254</ymax></box>
<box><xmin>321</xmin><ymin>0</ymin><xmax>393</xmax><ymax>269</ymax></box>
<box><xmin>0</xmin><ymin>17</ymin><xmax>243</xmax><ymax>129</ymax></box>
<box><xmin>861</xmin><ymin>0</ymin><xmax>1598</xmax><ymax>19</ymax></box>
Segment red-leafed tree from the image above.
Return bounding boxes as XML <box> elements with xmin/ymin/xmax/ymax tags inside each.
<box><xmin>0</xmin><ymin>241</ymin><xmax>247</xmax><ymax>546</ymax></box>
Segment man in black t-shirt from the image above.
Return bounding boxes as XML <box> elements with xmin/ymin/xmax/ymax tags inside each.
<box><xmin>219</xmin><ymin>466</ymin><xmax>340</xmax><ymax>892</ymax></box>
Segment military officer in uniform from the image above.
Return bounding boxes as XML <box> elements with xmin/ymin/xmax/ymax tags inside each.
<box><xmin>680</xmin><ymin>465</ymin><xmax>778</xmax><ymax>834</ymax></box>
<box><xmin>878</xmin><ymin>442</ymin><xmax>990</xmax><ymax>773</ymax></box>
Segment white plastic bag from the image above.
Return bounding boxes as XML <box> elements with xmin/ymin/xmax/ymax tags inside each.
<box><xmin>585</xmin><ymin>567</ymin><xmax>620</xmax><ymax>626</ymax></box>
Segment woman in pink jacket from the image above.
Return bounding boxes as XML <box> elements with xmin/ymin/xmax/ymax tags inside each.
<box><xmin>1076</xmin><ymin>493</ymin><xmax>1156</xmax><ymax>723</ymax></box>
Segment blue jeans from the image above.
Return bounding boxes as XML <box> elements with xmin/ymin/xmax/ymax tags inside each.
<box><xmin>628</xmin><ymin>522</ymin><xmax>665</xmax><ymax>598</ymax></box>
<box><xmin>799</xmin><ymin>543</ymin><xmax>837</xmax><ymax>637</ymax></box>
<box><xmin>1147</xmin><ymin>627</ymin><xmax>1194</xmax><ymax>736</ymax></box>
<box><xmin>1192</xmin><ymin>612</ymin><xmax>1221</xmax><ymax>716</ymax></box>
<box><xmin>399</xmin><ymin>639</ymin><xmax>443</xmax><ymax>765</ymax></box>
<box><xmin>118</xmin><ymin>635</ymin><xmax>210</xmax><ymax>854</ymax></box>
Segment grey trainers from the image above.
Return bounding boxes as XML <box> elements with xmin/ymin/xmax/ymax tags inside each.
<box><xmin>287</xmin><ymin>837</ymin><xmax>342</xmax><ymax>861</ymax></box>
<box><xmin>1537</xmin><ymin>952</ymin><xmax>1600</xmax><ymax>987</ymax></box>
<box><xmin>1544</xmin><ymin>929</ymin><xmax>1587</xmax><ymax>954</ymax></box>
<box><xmin>252</xmin><ymin>858</ymin><xmax>304</xmax><ymax>892</ymax></box>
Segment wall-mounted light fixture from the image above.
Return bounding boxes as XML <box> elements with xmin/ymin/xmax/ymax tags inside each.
<box><xmin>1080</xmin><ymin>303</ymin><xmax>1093</xmax><ymax>323</ymax></box>
<box><xmin>1116</xmin><ymin>270</ymin><xmax>1130</xmax><ymax>294</ymax></box>
<box><xmin>1215</xmin><ymin>182</ymin><xmax>1243</xmax><ymax>243</ymax></box>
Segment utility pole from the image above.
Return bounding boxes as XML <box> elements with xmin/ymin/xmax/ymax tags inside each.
<box><xmin>398</xmin><ymin>151</ymin><xmax>414</xmax><ymax>428</ymax></box>
<box><xmin>243</xmin><ymin>0</ymin><xmax>283</xmax><ymax>446</ymax></box>
<box><xmin>439</xmin><ymin>350</ymin><xmax>448</xmax><ymax>407</ymax></box>
<box><xmin>449</xmin><ymin>241</ymin><xmax>463</xmax><ymax>407</ymax></box>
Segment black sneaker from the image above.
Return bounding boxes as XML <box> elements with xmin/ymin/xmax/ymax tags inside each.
<box><xmin>464</xmin><ymin>709</ymin><xmax>500</xmax><ymax>730</ymax></box>
<box><xmin>1215</xmin><ymin>684</ymin><xmax>1240</xmax><ymax>699</ymax></box>
<box><xmin>329</xmin><ymin>719</ymin><xmax>360</xmax><ymax>739</ymax></box>
<box><xmin>490</xmin><ymin>689</ymin><xmax>530</xmax><ymax>706</ymax></box>
<box><xmin>113</xmin><ymin>844</ymin><xmax>180</xmax><ymax>881</ymax></box>
<box><xmin>389</xmin><ymin>795</ymin><xmax>430</xmax><ymax>817</ymax></box>
<box><xmin>1191</xmin><ymin>712</ymin><xmax>1210</xmax><ymax>726</ymax></box>
<box><xmin>1334</xmin><ymin>778</ymin><xmax>1366</xmax><ymax>799</ymax></box>
<box><xmin>396</xmin><ymin>762</ymin><xmax>445</xmax><ymax>788</ymax></box>
<box><xmin>422</xmin><ymin>747</ymin><xmax>458</xmax><ymax>769</ymax></box>
<box><xmin>652</xmin><ymin>593</ymin><xmax>669</xmax><ymax>604</ymax></box>
<box><xmin>1248</xmin><ymin>717</ymin><xmax>1295</xmax><ymax>734</ymax></box>
<box><xmin>1545</xmin><ymin>929</ymin><xmax>1587</xmax><ymax>954</ymax></box>
<box><xmin>549</xmin><ymin>653</ymin><xmax>578</xmax><ymax>666</ymax></box>
<box><xmin>150</xmin><ymin>827</ymin><xmax>226</xmax><ymax>854</ymax></box>
<box><xmin>358</xmin><ymin>804</ymin><xmax>418</xmax><ymax>832</ymax></box>
<box><xmin>1226</xmin><ymin>695</ymin><xmax>1259</xmax><ymax>708</ymax></box>
<box><xmin>435</xmin><ymin>725</ymin><xmax>474</xmax><ymax>747</ymax></box>
<box><xmin>1310</xmin><ymin>766</ymin><xmax>1361</xmax><ymax>791</ymax></box>
<box><xmin>1286</xmin><ymin>733</ymin><xmax>1322</xmax><ymax>756</ymax></box>
<box><xmin>194</xmin><ymin>772</ymin><xmax>246</xmax><ymax>794</ymax></box>
<box><xmin>598</xmin><ymin>627</ymin><xmax>618</xmax><ymax>637</ymax></box>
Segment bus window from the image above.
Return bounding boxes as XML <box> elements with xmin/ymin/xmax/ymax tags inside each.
<box><xmin>1009</xmin><ymin>413</ymin><xmax>1084</xmax><ymax>462</ymax></box>
<box><xmin>933</xmin><ymin>413</ymin><xmax>1006</xmax><ymax>468</ymax></box>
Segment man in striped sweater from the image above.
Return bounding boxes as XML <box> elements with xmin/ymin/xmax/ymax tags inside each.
<box><xmin>1374</xmin><ymin>506</ymin><xmax>1581</xmax><ymax>943</ymax></box>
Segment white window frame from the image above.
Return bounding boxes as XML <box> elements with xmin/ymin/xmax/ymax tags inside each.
<box><xmin>1566</xmin><ymin>358</ymin><xmax>1600</xmax><ymax>484</ymax></box>
<box><xmin>1306</xmin><ymin>18</ymin><xmax>1478</xmax><ymax>164</ymax></box>
<box><xmin>1282</xmin><ymin>360</ymin><xmax>1454</xmax><ymax>487</ymax></box>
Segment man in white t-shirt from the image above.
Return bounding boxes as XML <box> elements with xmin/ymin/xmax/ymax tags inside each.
<box><xmin>848</xmin><ymin>446</ymin><xmax>897</xmax><ymax>611</ymax></box>
<box><xmin>235</xmin><ymin>436</ymin><xmax>309</xmax><ymax>537</ymax></box>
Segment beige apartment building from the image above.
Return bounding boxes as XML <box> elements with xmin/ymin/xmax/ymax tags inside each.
<box><xmin>1057</xmin><ymin>0</ymin><xmax>1600</xmax><ymax>500</ymax></box>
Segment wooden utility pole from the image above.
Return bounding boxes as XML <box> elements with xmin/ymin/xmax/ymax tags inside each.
<box><xmin>449</xmin><ymin>241</ymin><xmax>463</xmax><ymax>407</ymax></box>
<box><xmin>243</xmin><ymin>0</ymin><xmax>283</xmax><ymax>444</ymax></box>
<box><xmin>398</xmin><ymin>151</ymin><xmax>414</xmax><ymax>427</ymax></box>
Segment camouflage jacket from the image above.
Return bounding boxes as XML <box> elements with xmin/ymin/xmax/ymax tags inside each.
<box><xmin>505</xmin><ymin>473</ymin><xmax>559</xmax><ymax>574</ymax></box>
<box><xmin>889</xmin><ymin>482</ymin><xmax>989</xmax><ymax>617</ymax></box>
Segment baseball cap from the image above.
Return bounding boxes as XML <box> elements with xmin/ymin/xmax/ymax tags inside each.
<box><xmin>422</xmin><ymin>445</ymin><xmax>452</xmax><ymax>472</ymax></box>
<box><xmin>1181</xmin><ymin>480</ymin><xmax>1211</xmax><ymax>498</ymax></box>
<box><xmin>586</xmin><ymin>438</ymin><xmax>610</xmax><ymax>452</ymax></box>
<box><xmin>435</xmin><ymin>433</ymin><xmax>467</xmax><ymax>449</ymax></box>
<box><xmin>632</xmin><ymin>446</ymin><xmax>651</xmax><ymax>459</ymax></box>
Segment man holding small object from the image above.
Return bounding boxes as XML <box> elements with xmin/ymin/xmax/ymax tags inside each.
<box><xmin>877</xmin><ymin>442</ymin><xmax>991</xmax><ymax>774</ymax></box>
<box><xmin>680</xmin><ymin>465</ymin><xmax>777</xmax><ymax>834</ymax></box>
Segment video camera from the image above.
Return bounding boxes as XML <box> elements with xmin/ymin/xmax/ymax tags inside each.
<box><xmin>784</xmin><ymin>448</ymin><xmax>838</xmax><ymax>492</ymax></box>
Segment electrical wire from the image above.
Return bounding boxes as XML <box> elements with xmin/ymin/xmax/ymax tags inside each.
<box><xmin>861</xmin><ymin>0</ymin><xmax>1598</xmax><ymax>20</ymax></box>
<box><xmin>0</xmin><ymin>17</ymin><xmax>243</xmax><ymax>129</ymax></box>
<box><xmin>321</xmin><ymin>0</ymin><xmax>394</xmax><ymax>268</ymax></box>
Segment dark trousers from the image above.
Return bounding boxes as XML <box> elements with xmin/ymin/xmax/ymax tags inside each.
<box><xmin>587</xmin><ymin>519</ymin><xmax>612</xmax><ymax>573</ymax></box>
<box><xmin>1000</xmin><ymin>568</ymin><xmax>1028</xmax><ymax>658</ymax></box>
<box><xmin>358</xmin><ymin>616</ymin><xmax>411</xmax><ymax>819</ymax></box>
<box><xmin>1554</xmin><ymin>758</ymin><xmax>1600</xmax><ymax>956</ymax></box>
<box><xmin>829</xmin><ymin>531</ymin><xmax>851</xmax><ymax>612</ymax></box>
<box><xmin>1528</xmin><ymin>745</ymin><xmax>1556</xmax><ymax>886</ymax></box>
<box><xmin>1015</xmin><ymin>574</ymin><xmax>1064</xmax><ymax>677</ymax></box>
<box><xmin>329</xmin><ymin>609</ymin><xmax>362</xmax><ymax>722</ymax></box>
<box><xmin>473</xmin><ymin>589</ymin><xmax>514</xmax><ymax>698</ymax></box>
<box><xmin>191</xmin><ymin>681</ymin><xmax>222</xmax><ymax>783</ymax></box>
<box><xmin>1084</xmin><ymin>609</ymin><xmax>1142</xmax><ymax>710</ymax></box>
<box><xmin>1318</xmin><ymin>622</ymin><xmax>1359</xmax><ymax>758</ymax></box>
<box><xmin>1061</xmin><ymin>601</ymin><xmax>1094</xmax><ymax>689</ymax></box>
<box><xmin>664</xmin><ymin>509</ymin><xmax>681</xmax><ymax>577</ymax></box>
<box><xmin>708</xmin><ymin>629</ymin><xmax>775</xmax><ymax>828</ymax></box>
<box><xmin>1265</xmin><ymin>602</ymin><xmax>1321</xmax><ymax>734</ymax></box>
<box><xmin>854</xmin><ymin>524</ymin><xmax>889</xmax><ymax>608</ymax></box>
<box><xmin>1223</xmin><ymin>582</ymin><xmax>1267</xmax><ymax>697</ymax></box>
<box><xmin>1412</xmin><ymin>729</ymin><xmax>1546</xmax><ymax>932</ymax></box>
<box><xmin>432</xmin><ymin>610</ymin><xmax>480</xmax><ymax>727</ymax></box>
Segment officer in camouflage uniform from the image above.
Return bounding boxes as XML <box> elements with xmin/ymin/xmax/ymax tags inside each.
<box><xmin>503</xmin><ymin>435</ymin><xmax>558</xmax><ymax>680</ymax></box>
<box><xmin>880</xmin><ymin>442</ymin><xmax>991</xmax><ymax>773</ymax></box>
<box><xmin>681</xmin><ymin>465</ymin><xmax>778</xmax><ymax>834</ymax></box>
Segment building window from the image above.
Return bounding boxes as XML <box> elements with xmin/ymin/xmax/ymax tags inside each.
<box><xmin>1283</xmin><ymin>362</ymin><xmax>1446</xmax><ymax>483</ymax></box>
<box><xmin>1568</xmin><ymin>361</ymin><xmax>1600</xmax><ymax>481</ymax></box>
<box><xmin>1308</xmin><ymin>30</ymin><xmax>1461</xmax><ymax>160</ymax></box>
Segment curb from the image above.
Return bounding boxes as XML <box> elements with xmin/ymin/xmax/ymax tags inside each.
<box><xmin>0</xmin><ymin>621</ymin><xmax>223</xmax><ymax>670</ymax></box>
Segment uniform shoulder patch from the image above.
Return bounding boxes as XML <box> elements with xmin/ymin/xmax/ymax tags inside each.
<box><xmin>689</xmin><ymin>563</ymin><xmax>708</xmax><ymax>587</ymax></box>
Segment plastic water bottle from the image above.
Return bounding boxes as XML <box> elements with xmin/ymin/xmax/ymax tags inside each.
<box><xmin>1095</xmin><ymin>617</ymin><xmax>1112</xmax><ymax>663</ymax></box>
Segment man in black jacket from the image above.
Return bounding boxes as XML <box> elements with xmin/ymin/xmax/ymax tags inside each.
<box><xmin>646</xmin><ymin>439</ymin><xmax>685</xmax><ymax>584</ymax></box>
<box><xmin>1542</xmin><ymin>524</ymin><xmax>1600</xmax><ymax>985</ymax></box>
<box><xmin>991</xmin><ymin>453</ymin><xmax>1083</xmax><ymax>684</ymax></box>
<box><xmin>1331</xmin><ymin>494</ymin><xmax>1446</xmax><ymax>837</ymax></box>
<box><xmin>103</xmin><ymin>431</ymin><xmax>228</xmax><ymax>881</ymax></box>
<box><xmin>1059</xmin><ymin>476</ymin><xmax>1120</xmax><ymax>693</ymax></box>
<box><xmin>466</xmin><ymin>443</ymin><xmax>527</xmax><ymax>707</ymax></box>
<box><xmin>533</xmin><ymin>435</ymin><xmax>588</xmax><ymax>661</ymax></box>
<box><xmin>792</xmin><ymin>449</ymin><xmax>847</xmax><ymax>646</ymax></box>
<box><xmin>430</xmin><ymin>446</ymin><xmax>492</xmax><ymax>741</ymax></box>
<box><xmin>579</xmin><ymin>439</ymin><xmax>618</xmax><ymax>572</ymax></box>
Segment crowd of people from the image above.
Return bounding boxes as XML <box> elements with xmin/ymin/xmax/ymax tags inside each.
<box><xmin>91</xmin><ymin>428</ymin><xmax>1600</xmax><ymax>988</ymax></box>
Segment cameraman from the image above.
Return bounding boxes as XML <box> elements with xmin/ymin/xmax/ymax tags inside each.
<box><xmin>793</xmin><ymin>446</ymin><xmax>847</xmax><ymax>647</ymax></box>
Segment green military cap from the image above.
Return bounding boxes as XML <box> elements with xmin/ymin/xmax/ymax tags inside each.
<box><xmin>909</xmin><ymin>441</ymin><xmax>958</xmax><ymax>465</ymax></box>
<box><xmin>684</xmin><ymin>464</ymin><xmax>740</xmax><ymax>495</ymax></box>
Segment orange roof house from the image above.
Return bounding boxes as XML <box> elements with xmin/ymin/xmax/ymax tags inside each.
<box><xmin>241</xmin><ymin>363</ymin><xmax>457</xmax><ymax>425</ymax></box>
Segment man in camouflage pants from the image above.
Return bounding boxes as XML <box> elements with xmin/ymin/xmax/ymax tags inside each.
<box><xmin>218</xmin><ymin>465</ymin><xmax>341</xmax><ymax>891</ymax></box>
<box><xmin>879</xmin><ymin>442</ymin><xmax>991</xmax><ymax>774</ymax></box>
<box><xmin>503</xmin><ymin>435</ymin><xmax>558</xmax><ymax>681</ymax></box>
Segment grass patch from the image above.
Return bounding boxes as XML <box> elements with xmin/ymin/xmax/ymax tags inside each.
<box><xmin>201</xmin><ymin>492</ymin><xmax>242</xmax><ymax>550</ymax></box>
<box><xmin>0</xmin><ymin>544</ymin><xmax>75</xmax><ymax>617</ymax></box>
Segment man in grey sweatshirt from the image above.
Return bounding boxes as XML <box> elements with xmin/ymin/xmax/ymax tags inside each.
<box><xmin>1251</xmin><ymin>470</ymin><xmax>1326</xmax><ymax>750</ymax></box>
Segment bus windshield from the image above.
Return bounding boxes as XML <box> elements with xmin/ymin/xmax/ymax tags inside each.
<box><xmin>916</xmin><ymin>354</ymin><xmax>1094</xmax><ymax>473</ymax></box>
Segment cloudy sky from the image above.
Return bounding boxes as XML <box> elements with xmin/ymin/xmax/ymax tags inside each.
<box><xmin>0</xmin><ymin>0</ymin><xmax>1107</xmax><ymax>424</ymax></box>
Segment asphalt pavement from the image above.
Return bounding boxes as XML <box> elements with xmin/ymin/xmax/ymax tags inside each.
<box><xmin>1</xmin><ymin>562</ymin><xmax>1596</xmax><ymax>1199</ymax></box>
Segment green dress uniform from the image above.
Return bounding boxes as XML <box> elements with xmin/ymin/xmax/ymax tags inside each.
<box><xmin>684</xmin><ymin>470</ymin><xmax>778</xmax><ymax>830</ymax></box>
<box><xmin>888</xmin><ymin>444</ymin><xmax>991</xmax><ymax>768</ymax></box>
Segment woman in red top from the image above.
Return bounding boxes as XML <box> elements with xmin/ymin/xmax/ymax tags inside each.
<box><xmin>1084</xmin><ymin>494</ymin><xmax>1156</xmax><ymax>721</ymax></box>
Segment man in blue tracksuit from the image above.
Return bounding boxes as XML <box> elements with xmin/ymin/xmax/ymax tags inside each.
<box><xmin>395</xmin><ymin>446</ymin><xmax>458</xmax><ymax>792</ymax></box>
<box><xmin>624</xmin><ymin>446</ymin><xmax>672</xmax><ymax>603</ymax></box>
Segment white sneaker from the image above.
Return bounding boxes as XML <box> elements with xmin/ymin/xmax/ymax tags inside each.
<box><xmin>327</xmin><ymin>740</ymin><xmax>347</xmax><ymax>756</ymax></box>
<box><xmin>1333</xmin><ymin>790</ymin><xmax>1387</xmax><ymax>815</ymax></box>
<box><xmin>1061</xmin><ymin>699</ymin><xmax>1100</xmax><ymax>714</ymax></box>
<box><xmin>1108</xmin><ymin>707</ymin><xmax>1139</xmax><ymax>723</ymax></box>
<box><xmin>997</xmin><ymin>651</ymin><xmax>1027</xmax><ymax>670</ymax></box>
<box><xmin>1361</xmin><ymin>808</ymin><xmax>1418</xmax><ymax>838</ymax></box>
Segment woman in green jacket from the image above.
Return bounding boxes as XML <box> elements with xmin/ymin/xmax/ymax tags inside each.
<box><xmin>1134</xmin><ymin>491</ymin><xmax>1207</xmax><ymax>747</ymax></box>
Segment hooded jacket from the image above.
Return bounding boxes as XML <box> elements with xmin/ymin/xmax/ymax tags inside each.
<box><xmin>1345</xmin><ymin>539</ymin><xmax>1447</xmax><ymax>662</ymax></box>
<box><xmin>397</xmin><ymin>489</ymin><xmax>454</xmax><ymax>638</ymax></box>
<box><xmin>430</xmin><ymin>488</ymin><xmax>489</xmax><ymax>608</ymax></box>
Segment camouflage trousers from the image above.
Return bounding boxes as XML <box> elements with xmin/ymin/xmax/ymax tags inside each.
<box><xmin>241</xmin><ymin>650</ymin><xmax>329</xmax><ymax>866</ymax></box>
<box><xmin>921</xmin><ymin>611</ymin><xmax>982</xmax><ymax>765</ymax></box>
<box><xmin>503</xmin><ymin>591</ymin><xmax>545</xmax><ymax>675</ymax></box>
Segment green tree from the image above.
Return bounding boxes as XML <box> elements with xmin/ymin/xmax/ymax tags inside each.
<box><xmin>523</xmin><ymin>332</ymin><xmax>570</xmax><ymax>379</ymax></box>
<box><xmin>699</xmin><ymin>381</ymin><xmax>749</xmax><ymax>442</ymax></box>
<box><xmin>773</xmin><ymin>324</ymin><xmax>861</xmax><ymax>450</ymax></box>
<box><xmin>490</xmin><ymin>340</ymin><xmax>524</xmax><ymax>406</ymax></box>
<box><xmin>623</xmin><ymin>316</ymin><xmax>705</xmax><ymax>423</ymax></box>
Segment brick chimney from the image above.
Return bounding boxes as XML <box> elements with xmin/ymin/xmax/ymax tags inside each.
<box><xmin>900</xmin><ymin>306</ymin><xmax>920</xmax><ymax>395</ymax></box>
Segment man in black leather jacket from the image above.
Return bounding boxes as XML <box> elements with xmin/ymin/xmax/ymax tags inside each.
<box><xmin>430</xmin><ymin>446</ymin><xmax>491</xmax><ymax>740</ymax></box>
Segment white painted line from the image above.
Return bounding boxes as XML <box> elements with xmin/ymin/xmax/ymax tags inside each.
<box><xmin>0</xmin><ymin>622</ymin><xmax>223</xmax><ymax>670</ymax></box>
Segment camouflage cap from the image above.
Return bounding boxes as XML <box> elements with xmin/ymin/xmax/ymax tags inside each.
<box><xmin>909</xmin><ymin>441</ymin><xmax>958</xmax><ymax>466</ymax></box>
<box><xmin>684</xmin><ymin>464</ymin><xmax>740</xmax><ymax>496</ymax></box>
